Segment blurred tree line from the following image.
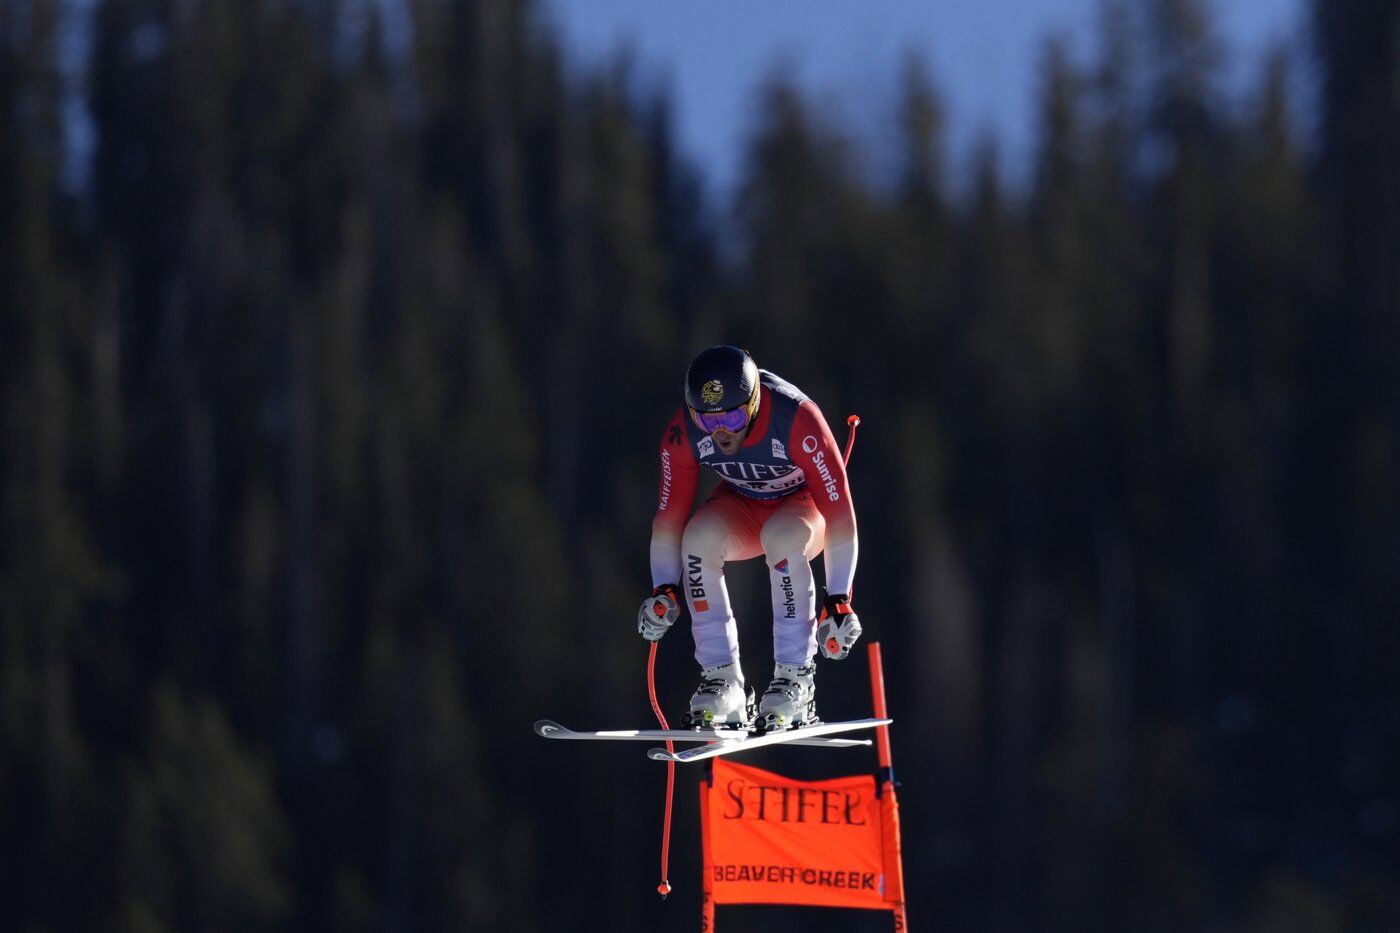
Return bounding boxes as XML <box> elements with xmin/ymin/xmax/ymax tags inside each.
<box><xmin>1</xmin><ymin>0</ymin><xmax>1397</xmax><ymax>930</ymax></box>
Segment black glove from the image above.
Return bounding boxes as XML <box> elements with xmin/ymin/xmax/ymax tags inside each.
<box><xmin>816</xmin><ymin>593</ymin><xmax>862</xmax><ymax>660</ymax></box>
<box><xmin>638</xmin><ymin>583</ymin><xmax>682</xmax><ymax>642</ymax></box>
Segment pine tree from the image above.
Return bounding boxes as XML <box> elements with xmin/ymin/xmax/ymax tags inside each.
<box><xmin>0</xmin><ymin>1</ymin><xmax>111</xmax><ymax>924</ymax></box>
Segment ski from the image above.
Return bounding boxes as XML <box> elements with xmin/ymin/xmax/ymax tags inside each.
<box><xmin>645</xmin><ymin>718</ymin><xmax>891</xmax><ymax>764</ymax></box>
<box><xmin>534</xmin><ymin>719</ymin><xmax>871</xmax><ymax>749</ymax></box>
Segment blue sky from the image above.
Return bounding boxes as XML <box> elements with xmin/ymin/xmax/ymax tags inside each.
<box><xmin>545</xmin><ymin>0</ymin><xmax>1307</xmax><ymax>200</ymax></box>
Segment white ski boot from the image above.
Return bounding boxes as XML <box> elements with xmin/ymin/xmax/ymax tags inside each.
<box><xmin>758</xmin><ymin>661</ymin><xmax>817</xmax><ymax>731</ymax></box>
<box><xmin>681</xmin><ymin>661</ymin><xmax>754</xmax><ymax>730</ymax></box>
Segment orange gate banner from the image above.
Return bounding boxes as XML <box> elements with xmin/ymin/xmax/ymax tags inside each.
<box><xmin>702</xmin><ymin>758</ymin><xmax>891</xmax><ymax>910</ymax></box>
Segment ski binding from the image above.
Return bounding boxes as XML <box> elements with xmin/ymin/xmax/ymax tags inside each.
<box><xmin>645</xmin><ymin>718</ymin><xmax>891</xmax><ymax>764</ymax></box>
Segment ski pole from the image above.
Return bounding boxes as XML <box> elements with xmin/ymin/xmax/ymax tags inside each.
<box><xmin>646</xmin><ymin>641</ymin><xmax>675</xmax><ymax>898</ymax></box>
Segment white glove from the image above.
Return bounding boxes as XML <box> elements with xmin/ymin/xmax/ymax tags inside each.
<box><xmin>816</xmin><ymin>594</ymin><xmax>862</xmax><ymax>660</ymax></box>
<box><xmin>638</xmin><ymin>584</ymin><xmax>682</xmax><ymax>642</ymax></box>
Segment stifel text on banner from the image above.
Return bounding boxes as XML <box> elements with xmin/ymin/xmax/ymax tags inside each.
<box><xmin>705</xmin><ymin>758</ymin><xmax>886</xmax><ymax>910</ymax></box>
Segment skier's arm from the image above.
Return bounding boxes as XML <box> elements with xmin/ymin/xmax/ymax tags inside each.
<box><xmin>789</xmin><ymin>400</ymin><xmax>858</xmax><ymax>597</ymax></box>
<box><xmin>650</xmin><ymin>408</ymin><xmax>700</xmax><ymax>588</ymax></box>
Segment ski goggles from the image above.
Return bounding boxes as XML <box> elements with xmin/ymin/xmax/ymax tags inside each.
<box><xmin>690</xmin><ymin>405</ymin><xmax>752</xmax><ymax>434</ymax></box>
<box><xmin>689</xmin><ymin>387</ymin><xmax>759</xmax><ymax>434</ymax></box>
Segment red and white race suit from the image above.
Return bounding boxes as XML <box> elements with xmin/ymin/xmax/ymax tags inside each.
<box><xmin>650</xmin><ymin>370</ymin><xmax>858</xmax><ymax>668</ymax></box>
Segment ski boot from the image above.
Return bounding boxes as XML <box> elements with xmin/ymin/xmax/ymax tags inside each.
<box><xmin>680</xmin><ymin>661</ymin><xmax>755</xmax><ymax>731</ymax></box>
<box><xmin>757</xmin><ymin>661</ymin><xmax>817</xmax><ymax>732</ymax></box>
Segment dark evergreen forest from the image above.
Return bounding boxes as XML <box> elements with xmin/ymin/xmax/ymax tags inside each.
<box><xmin>2</xmin><ymin>0</ymin><xmax>1397</xmax><ymax>930</ymax></box>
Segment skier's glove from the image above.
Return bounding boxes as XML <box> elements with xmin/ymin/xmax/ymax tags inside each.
<box><xmin>816</xmin><ymin>593</ymin><xmax>862</xmax><ymax>660</ymax></box>
<box><xmin>638</xmin><ymin>583</ymin><xmax>682</xmax><ymax>642</ymax></box>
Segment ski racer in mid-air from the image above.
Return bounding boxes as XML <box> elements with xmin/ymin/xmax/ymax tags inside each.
<box><xmin>637</xmin><ymin>345</ymin><xmax>862</xmax><ymax>731</ymax></box>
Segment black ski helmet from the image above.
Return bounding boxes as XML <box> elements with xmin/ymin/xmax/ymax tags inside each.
<box><xmin>685</xmin><ymin>345</ymin><xmax>760</xmax><ymax>427</ymax></box>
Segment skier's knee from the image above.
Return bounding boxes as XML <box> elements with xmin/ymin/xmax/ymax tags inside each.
<box><xmin>761</xmin><ymin>516</ymin><xmax>812</xmax><ymax>562</ymax></box>
<box><xmin>682</xmin><ymin>513</ymin><xmax>728</xmax><ymax>562</ymax></box>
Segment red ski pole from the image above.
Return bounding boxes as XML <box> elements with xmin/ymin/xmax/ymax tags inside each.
<box><xmin>647</xmin><ymin>641</ymin><xmax>675</xmax><ymax>898</ymax></box>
